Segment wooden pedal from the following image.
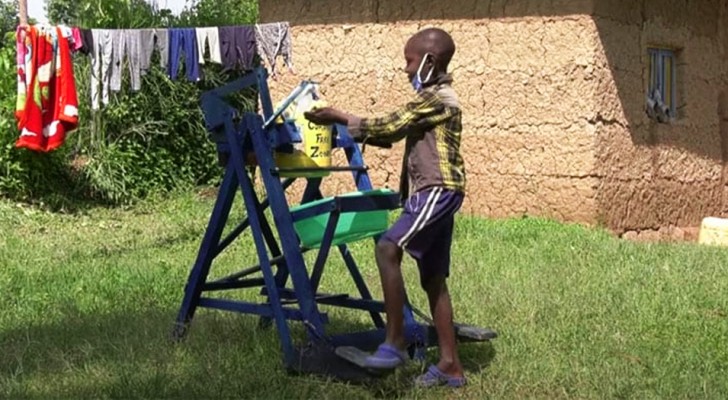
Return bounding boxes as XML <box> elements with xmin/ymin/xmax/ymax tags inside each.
<box><xmin>334</xmin><ymin>346</ymin><xmax>371</xmax><ymax>369</ymax></box>
<box><xmin>454</xmin><ymin>324</ymin><xmax>498</xmax><ymax>341</ymax></box>
<box><xmin>334</xmin><ymin>346</ymin><xmax>392</xmax><ymax>377</ymax></box>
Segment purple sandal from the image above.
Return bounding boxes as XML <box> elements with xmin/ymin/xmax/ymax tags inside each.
<box><xmin>363</xmin><ymin>343</ymin><xmax>409</xmax><ymax>369</ymax></box>
<box><xmin>414</xmin><ymin>365</ymin><xmax>468</xmax><ymax>388</ymax></box>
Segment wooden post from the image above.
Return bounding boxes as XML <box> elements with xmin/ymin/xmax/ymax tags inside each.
<box><xmin>18</xmin><ymin>0</ymin><xmax>28</xmax><ymax>26</ymax></box>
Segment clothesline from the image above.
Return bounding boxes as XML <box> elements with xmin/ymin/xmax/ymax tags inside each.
<box><xmin>74</xmin><ymin>22</ymin><xmax>294</xmax><ymax>110</ymax></box>
<box><xmin>14</xmin><ymin>21</ymin><xmax>295</xmax><ymax>153</ymax></box>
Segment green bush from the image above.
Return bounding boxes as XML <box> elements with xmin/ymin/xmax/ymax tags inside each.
<box><xmin>0</xmin><ymin>0</ymin><xmax>259</xmax><ymax>207</ymax></box>
<box><xmin>0</xmin><ymin>33</ymin><xmax>76</xmax><ymax>204</ymax></box>
<box><xmin>69</xmin><ymin>56</ymin><xmax>220</xmax><ymax>203</ymax></box>
<box><xmin>70</xmin><ymin>57</ymin><xmax>258</xmax><ymax>203</ymax></box>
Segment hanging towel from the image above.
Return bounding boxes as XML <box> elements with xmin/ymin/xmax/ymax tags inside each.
<box><xmin>219</xmin><ymin>26</ymin><xmax>256</xmax><ymax>71</ymax></box>
<box><xmin>195</xmin><ymin>27</ymin><xmax>222</xmax><ymax>64</ymax></box>
<box><xmin>15</xmin><ymin>26</ymin><xmax>28</xmax><ymax>70</ymax></box>
<box><xmin>15</xmin><ymin>26</ymin><xmax>79</xmax><ymax>152</ymax></box>
<box><xmin>168</xmin><ymin>28</ymin><xmax>200</xmax><ymax>81</ymax></box>
<box><xmin>255</xmin><ymin>22</ymin><xmax>294</xmax><ymax>76</ymax></box>
<box><xmin>57</xmin><ymin>25</ymin><xmax>73</xmax><ymax>40</ymax></box>
<box><xmin>90</xmin><ymin>29</ymin><xmax>113</xmax><ymax>110</ymax></box>
<box><xmin>15</xmin><ymin>26</ymin><xmax>31</xmax><ymax>120</ymax></box>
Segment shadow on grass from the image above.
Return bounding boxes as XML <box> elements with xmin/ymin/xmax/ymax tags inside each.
<box><xmin>0</xmin><ymin>306</ymin><xmax>496</xmax><ymax>398</ymax></box>
<box><xmin>3</xmin><ymin>184</ymin><xmax>116</xmax><ymax>215</ymax></box>
<box><xmin>88</xmin><ymin>223</ymin><xmax>204</xmax><ymax>259</ymax></box>
<box><xmin>359</xmin><ymin>342</ymin><xmax>497</xmax><ymax>399</ymax></box>
<box><xmin>285</xmin><ymin>311</ymin><xmax>497</xmax><ymax>397</ymax></box>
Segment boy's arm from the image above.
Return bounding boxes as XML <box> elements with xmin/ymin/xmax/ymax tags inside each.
<box><xmin>304</xmin><ymin>91</ymin><xmax>455</xmax><ymax>142</ymax></box>
<box><xmin>348</xmin><ymin>91</ymin><xmax>447</xmax><ymax>141</ymax></box>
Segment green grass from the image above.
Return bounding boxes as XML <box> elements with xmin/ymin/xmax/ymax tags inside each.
<box><xmin>1</xmin><ymin>189</ymin><xmax>728</xmax><ymax>399</ymax></box>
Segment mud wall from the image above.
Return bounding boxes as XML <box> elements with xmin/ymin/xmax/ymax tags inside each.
<box><xmin>259</xmin><ymin>0</ymin><xmax>601</xmax><ymax>223</ymax></box>
<box><xmin>258</xmin><ymin>0</ymin><xmax>728</xmax><ymax>233</ymax></box>
<box><xmin>592</xmin><ymin>0</ymin><xmax>728</xmax><ymax>234</ymax></box>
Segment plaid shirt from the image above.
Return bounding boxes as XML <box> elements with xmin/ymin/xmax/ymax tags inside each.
<box><xmin>348</xmin><ymin>75</ymin><xmax>465</xmax><ymax>198</ymax></box>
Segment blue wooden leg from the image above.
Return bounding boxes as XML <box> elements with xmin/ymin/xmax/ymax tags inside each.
<box><xmin>253</xmin><ymin>192</ymin><xmax>290</xmax><ymax>330</ymax></box>
<box><xmin>307</xmin><ymin>185</ymin><xmax>385</xmax><ymax>329</ymax></box>
<box><xmin>238</xmin><ymin>165</ymin><xmax>297</xmax><ymax>366</ymax></box>
<box><xmin>173</xmin><ymin>165</ymin><xmax>237</xmax><ymax>339</ymax></box>
<box><xmin>245</xmin><ymin>114</ymin><xmax>328</xmax><ymax>346</ymax></box>
<box><xmin>337</xmin><ymin>244</ymin><xmax>386</xmax><ymax>328</ymax></box>
<box><xmin>309</xmin><ymin>210</ymin><xmax>341</xmax><ymax>292</ymax></box>
<box><xmin>226</xmin><ymin>119</ymin><xmax>299</xmax><ymax>366</ymax></box>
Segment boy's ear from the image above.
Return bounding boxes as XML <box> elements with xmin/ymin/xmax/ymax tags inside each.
<box><xmin>427</xmin><ymin>54</ymin><xmax>436</xmax><ymax>66</ymax></box>
<box><xmin>426</xmin><ymin>53</ymin><xmax>439</xmax><ymax>70</ymax></box>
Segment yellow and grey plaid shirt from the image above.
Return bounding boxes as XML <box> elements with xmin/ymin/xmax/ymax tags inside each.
<box><xmin>348</xmin><ymin>74</ymin><xmax>465</xmax><ymax>199</ymax></box>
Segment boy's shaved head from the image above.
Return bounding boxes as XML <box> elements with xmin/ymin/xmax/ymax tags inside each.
<box><xmin>406</xmin><ymin>28</ymin><xmax>456</xmax><ymax>70</ymax></box>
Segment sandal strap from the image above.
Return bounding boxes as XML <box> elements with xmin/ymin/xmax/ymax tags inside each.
<box><xmin>376</xmin><ymin>344</ymin><xmax>407</xmax><ymax>361</ymax></box>
<box><xmin>426</xmin><ymin>364</ymin><xmax>468</xmax><ymax>387</ymax></box>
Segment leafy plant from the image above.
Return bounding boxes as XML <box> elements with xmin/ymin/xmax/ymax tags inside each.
<box><xmin>0</xmin><ymin>0</ymin><xmax>17</xmax><ymax>44</ymax></box>
<box><xmin>0</xmin><ymin>0</ymin><xmax>259</xmax><ymax>206</ymax></box>
<box><xmin>0</xmin><ymin>31</ymin><xmax>76</xmax><ymax>206</ymax></box>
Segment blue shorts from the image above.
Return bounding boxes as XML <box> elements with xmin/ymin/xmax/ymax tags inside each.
<box><xmin>381</xmin><ymin>187</ymin><xmax>464</xmax><ymax>281</ymax></box>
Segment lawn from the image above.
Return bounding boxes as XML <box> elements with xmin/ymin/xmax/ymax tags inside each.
<box><xmin>1</xmin><ymin>189</ymin><xmax>727</xmax><ymax>399</ymax></box>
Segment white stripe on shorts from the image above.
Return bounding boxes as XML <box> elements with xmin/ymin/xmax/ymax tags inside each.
<box><xmin>397</xmin><ymin>187</ymin><xmax>443</xmax><ymax>247</ymax></box>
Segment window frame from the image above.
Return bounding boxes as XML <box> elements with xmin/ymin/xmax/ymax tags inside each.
<box><xmin>647</xmin><ymin>47</ymin><xmax>677</xmax><ymax>120</ymax></box>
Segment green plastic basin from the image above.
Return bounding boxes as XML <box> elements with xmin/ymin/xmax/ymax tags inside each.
<box><xmin>290</xmin><ymin>189</ymin><xmax>394</xmax><ymax>248</ymax></box>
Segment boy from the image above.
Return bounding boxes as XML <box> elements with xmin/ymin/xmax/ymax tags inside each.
<box><xmin>304</xmin><ymin>28</ymin><xmax>467</xmax><ymax>388</ymax></box>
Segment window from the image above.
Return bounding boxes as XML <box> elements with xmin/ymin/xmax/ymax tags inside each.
<box><xmin>646</xmin><ymin>47</ymin><xmax>677</xmax><ymax>122</ymax></box>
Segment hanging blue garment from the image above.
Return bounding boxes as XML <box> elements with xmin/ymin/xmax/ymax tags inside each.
<box><xmin>168</xmin><ymin>28</ymin><xmax>200</xmax><ymax>82</ymax></box>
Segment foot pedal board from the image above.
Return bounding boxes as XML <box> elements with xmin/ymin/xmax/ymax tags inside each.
<box><xmin>334</xmin><ymin>346</ymin><xmax>393</xmax><ymax>377</ymax></box>
<box><xmin>334</xmin><ymin>346</ymin><xmax>371</xmax><ymax>369</ymax></box>
<box><xmin>290</xmin><ymin>343</ymin><xmax>377</xmax><ymax>383</ymax></box>
<box><xmin>454</xmin><ymin>324</ymin><xmax>498</xmax><ymax>341</ymax></box>
<box><xmin>411</xmin><ymin>307</ymin><xmax>498</xmax><ymax>342</ymax></box>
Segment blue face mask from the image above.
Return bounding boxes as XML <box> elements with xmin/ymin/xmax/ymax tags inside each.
<box><xmin>410</xmin><ymin>54</ymin><xmax>433</xmax><ymax>92</ymax></box>
<box><xmin>411</xmin><ymin>76</ymin><xmax>422</xmax><ymax>92</ymax></box>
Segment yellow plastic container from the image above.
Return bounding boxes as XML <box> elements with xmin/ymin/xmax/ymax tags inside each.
<box><xmin>698</xmin><ymin>217</ymin><xmax>728</xmax><ymax>246</ymax></box>
<box><xmin>296</xmin><ymin>100</ymin><xmax>332</xmax><ymax>168</ymax></box>
<box><xmin>274</xmin><ymin>150</ymin><xmax>329</xmax><ymax>178</ymax></box>
<box><xmin>271</xmin><ymin>91</ymin><xmax>332</xmax><ymax>177</ymax></box>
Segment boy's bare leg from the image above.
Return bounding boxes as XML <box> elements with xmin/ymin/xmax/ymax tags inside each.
<box><xmin>375</xmin><ymin>239</ymin><xmax>406</xmax><ymax>349</ymax></box>
<box><xmin>422</xmin><ymin>275</ymin><xmax>464</xmax><ymax>377</ymax></box>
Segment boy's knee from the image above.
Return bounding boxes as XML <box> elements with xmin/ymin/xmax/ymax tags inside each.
<box><xmin>375</xmin><ymin>239</ymin><xmax>403</xmax><ymax>271</ymax></box>
<box><xmin>420</xmin><ymin>274</ymin><xmax>446</xmax><ymax>293</ymax></box>
<box><xmin>376</xmin><ymin>238</ymin><xmax>399</xmax><ymax>258</ymax></box>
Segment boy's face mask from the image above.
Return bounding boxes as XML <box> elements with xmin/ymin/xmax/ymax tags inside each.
<box><xmin>411</xmin><ymin>53</ymin><xmax>434</xmax><ymax>92</ymax></box>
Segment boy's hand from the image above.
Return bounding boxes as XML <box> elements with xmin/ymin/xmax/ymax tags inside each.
<box><xmin>304</xmin><ymin>107</ymin><xmax>348</xmax><ymax>126</ymax></box>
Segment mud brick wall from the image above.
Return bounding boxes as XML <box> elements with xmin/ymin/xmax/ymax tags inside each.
<box><xmin>259</xmin><ymin>0</ymin><xmax>728</xmax><ymax>233</ymax></box>
<box><xmin>592</xmin><ymin>0</ymin><xmax>728</xmax><ymax>234</ymax></box>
